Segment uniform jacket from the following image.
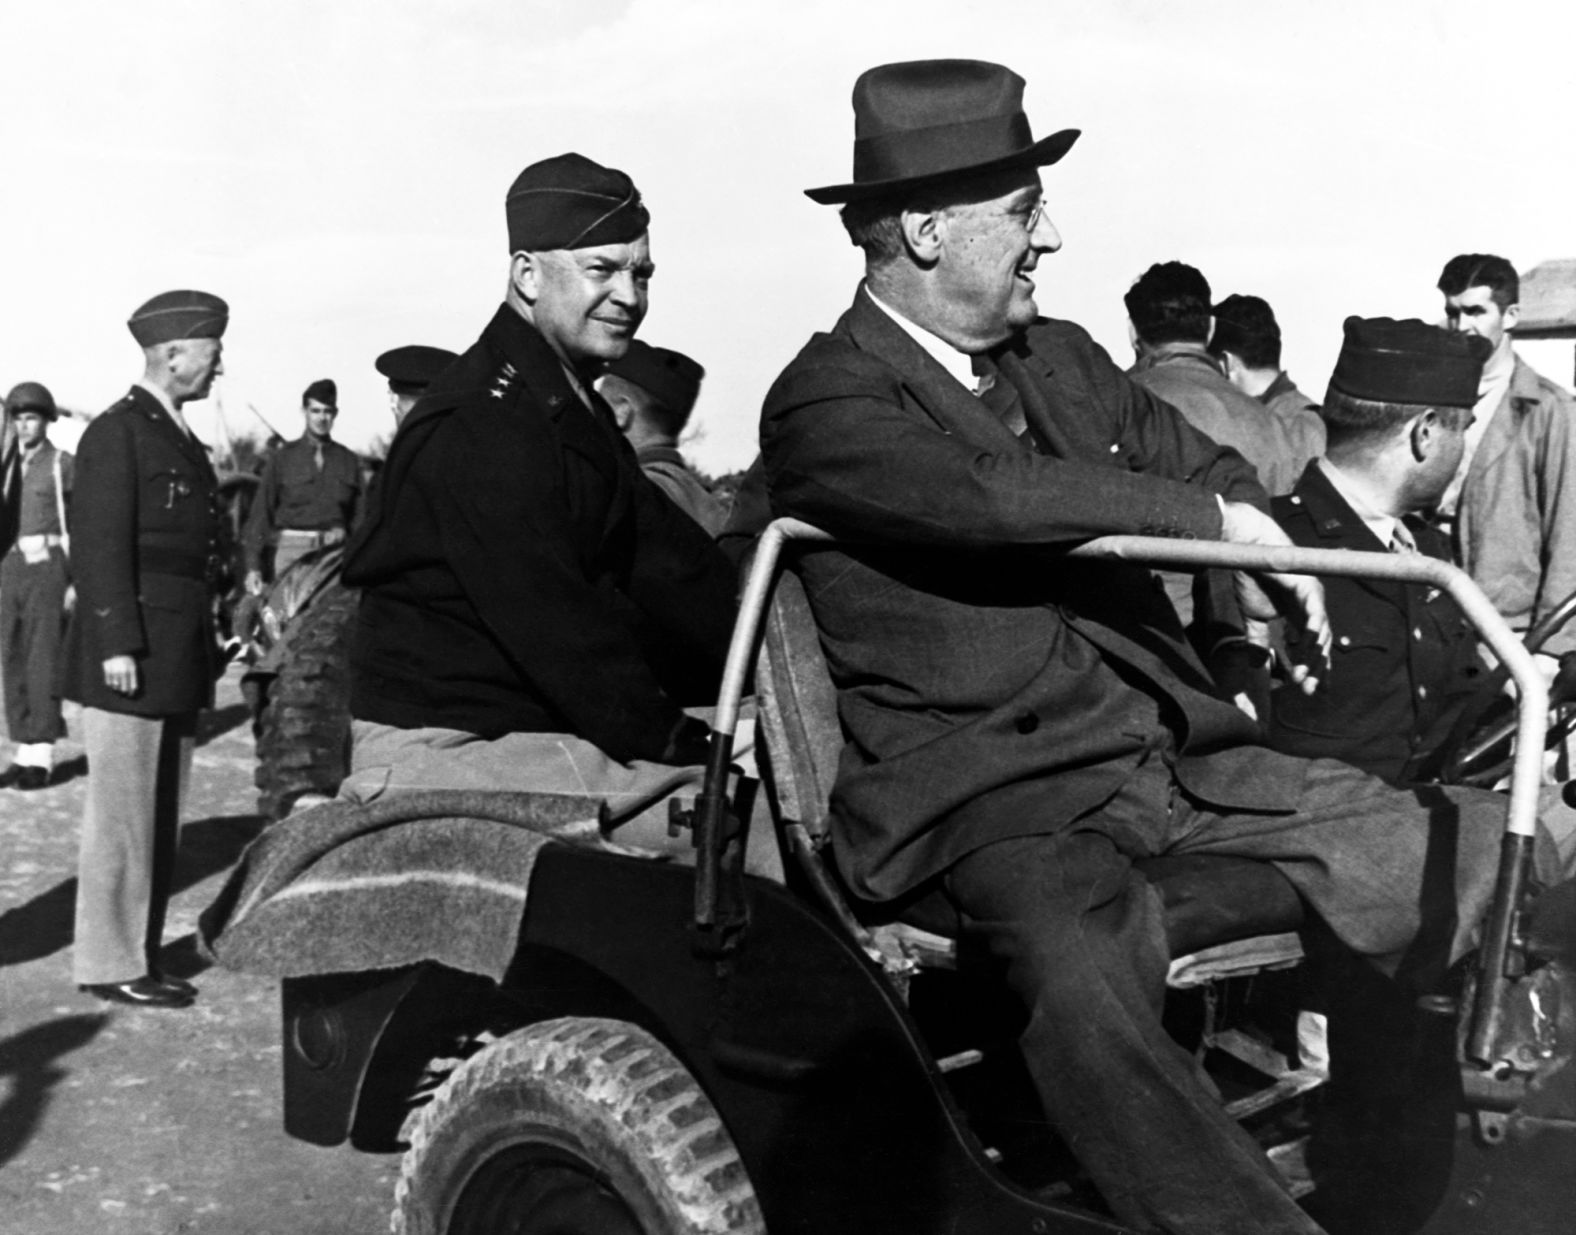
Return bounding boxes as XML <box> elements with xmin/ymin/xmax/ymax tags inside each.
<box><xmin>1269</xmin><ymin>461</ymin><xmax>1482</xmax><ymax>783</ymax></box>
<box><xmin>760</xmin><ymin>289</ymin><xmax>1308</xmax><ymax>902</ymax></box>
<box><xmin>242</xmin><ymin>435</ymin><xmax>363</xmax><ymax>571</ymax></box>
<box><xmin>635</xmin><ymin>445</ymin><xmax>728</xmax><ymax>536</ymax></box>
<box><xmin>344</xmin><ymin>304</ymin><xmax>737</xmax><ymax>762</ymax></box>
<box><xmin>60</xmin><ymin>386</ymin><xmax>222</xmax><ymax>716</ymax></box>
<box><xmin>1454</xmin><ymin>355</ymin><xmax>1576</xmax><ymax>656</ymax></box>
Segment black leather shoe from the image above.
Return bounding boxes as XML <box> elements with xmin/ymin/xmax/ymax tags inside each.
<box><xmin>79</xmin><ymin>977</ymin><xmax>195</xmax><ymax>1008</ymax></box>
<box><xmin>0</xmin><ymin>764</ymin><xmax>23</xmax><ymax>788</ymax></box>
<box><xmin>152</xmin><ymin>973</ymin><xmax>198</xmax><ymax>998</ymax></box>
<box><xmin>14</xmin><ymin>767</ymin><xmax>49</xmax><ymax>791</ymax></box>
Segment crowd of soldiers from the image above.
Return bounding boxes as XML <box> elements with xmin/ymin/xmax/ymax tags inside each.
<box><xmin>6</xmin><ymin>54</ymin><xmax>1576</xmax><ymax>1235</ymax></box>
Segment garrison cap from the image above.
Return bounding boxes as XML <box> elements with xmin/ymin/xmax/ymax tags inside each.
<box><xmin>1329</xmin><ymin>316</ymin><xmax>1490</xmax><ymax>408</ymax></box>
<box><xmin>5</xmin><ymin>381</ymin><xmax>57</xmax><ymax>421</ymax></box>
<box><xmin>603</xmin><ymin>340</ymin><xmax>705</xmax><ymax>417</ymax></box>
<box><xmin>302</xmin><ymin>378</ymin><xmax>338</xmax><ymax>407</ymax></box>
<box><xmin>127</xmin><ymin>289</ymin><xmax>229</xmax><ymax>346</ymax></box>
<box><xmin>375</xmin><ymin>345</ymin><xmax>458</xmax><ymax>394</ymax></box>
<box><xmin>505</xmin><ymin>152</ymin><xmax>649</xmax><ymax>253</ymax></box>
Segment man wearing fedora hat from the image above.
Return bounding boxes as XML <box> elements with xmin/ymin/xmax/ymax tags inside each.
<box><xmin>755</xmin><ymin>59</ymin><xmax>1574</xmax><ymax>1233</ymax></box>
<box><xmin>0</xmin><ymin>381</ymin><xmax>73</xmax><ymax>790</ymax></box>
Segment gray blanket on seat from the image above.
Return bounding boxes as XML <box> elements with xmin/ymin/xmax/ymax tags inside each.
<box><xmin>198</xmin><ymin>790</ymin><xmax>615</xmax><ymax>981</ymax></box>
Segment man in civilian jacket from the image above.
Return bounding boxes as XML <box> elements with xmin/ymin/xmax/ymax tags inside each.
<box><xmin>65</xmin><ymin>290</ymin><xmax>228</xmax><ymax>1010</ymax></box>
<box><xmin>758</xmin><ymin>59</ymin><xmax>1571</xmax><ymax>1234</ymax></box>
<box><xmin>341</xmin><ymin>153</ymin><xmax>736</xmax><ymax>848</ymax></box>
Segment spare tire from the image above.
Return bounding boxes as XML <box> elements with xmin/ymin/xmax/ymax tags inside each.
<box><xmin>394</xmin><ymin>1017</ymin><xmax>764</xmax><ymax>1235</ymax></box>
<box><xmin>252</xmin><ymin>579</ymin><xmax>359</xmax><ymax>819</ymax></box>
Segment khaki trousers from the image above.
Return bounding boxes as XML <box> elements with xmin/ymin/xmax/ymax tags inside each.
<box><xmin>72</xmin><ymin>708</ymin><xmax>195</xmax><ymax>985</ymax></box>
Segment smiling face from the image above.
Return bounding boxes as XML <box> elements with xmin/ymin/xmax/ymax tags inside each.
<box><xmin>303</xmin><ymin>398</ymin><xmax>337</xmax><ymax>441</ymax></box>
<box><xmin>520</xmin><ymin>236</ymin><xmax>653</xmax><ymax>368</ymax></box>
<box><xmin>929</xmin><ymin>170</ymin><xmax>1062</xmax><ymax>351</ymax></box>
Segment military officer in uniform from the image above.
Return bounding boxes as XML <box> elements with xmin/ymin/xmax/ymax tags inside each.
<box><xmin>66</xmin><ymin>290</ymin><xmax>227</xmax><ymax>1009</ymax></box>
<box><xmin>341</xmin><ymin>153</ymin><xmax>737</xmax><ymax>847</ymax></box>
<box><xmin>376</xmin><ymin>344</ymin><xmax>458</xmax><ymax>425</ymax></box>
<box><xmin>1269</xmin><ymin>317</ymin><xmax>1491</xmax><ymax>784</ymax></box>
<box><xmin>0</xmin><ymin>382</ymin><xmax>73</xmax><ymax>788</ymax></box>
<box><xmin>242</xmin><ymin>378</ymin><xmax>363</xmax><ymax>591</ymax></box>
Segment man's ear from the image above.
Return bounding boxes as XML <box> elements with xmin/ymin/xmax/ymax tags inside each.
<box><xmin>601</xmin><ymin>386</ymin><xmax>634</xmax><ymax>431</ymax></box>
<box><xmin>510</xmin><ymin>252</ymin><xmax>541</xmax><ymax>303</ymax></box>
<box><xmin>899</xmin><ymin>207</ymin><xmax>944</xmax><ymax>265</ymax></box>
<box><xmin>1409</xmin><ymin>408</ymin><xmax>1440</xmax><ymax>461</ymax></box>
<box><xmin>1503</xmin><ymin>301</ymin><xmax>1522</xmax><ymax>333</ymax></box>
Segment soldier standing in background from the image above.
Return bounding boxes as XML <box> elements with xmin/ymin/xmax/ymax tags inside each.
<box><xmin>376</xmin><ymin>345</ymin><xmax>458</xmax><ymax>425</ymax></box>
<box><xmin>66</xmin><ymin>290</ymin><xmax>228</xmax><ymax>1009</ymax></box>
<box><xmin>242</xmin><ymin>378</ymin><xmax>363</xmax><ymax>591</ymax></box>
<box><xmin>599</xmin><ymin>339</ymin><xmax>728</xmax><ymax>535</ymax></box>
<box><xmin>0</xmin><ymin>381</ymin><xmax>73</xmax><ymax>789</ymax></box>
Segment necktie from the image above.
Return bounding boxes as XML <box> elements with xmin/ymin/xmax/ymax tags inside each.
<box><xmin>314</xmin><ymin>441</ymin><xmax>325</xmax><ymax>472</ymax></box>
<box><xmin>970</xmin><ymin>354</ymin><xmax>1029</xmax><ymax>439</ymax></box>
<box><xmin>1389</xmin><ymin>521</ymin><xmax>1417</xmax><ymax>554</ymax></box>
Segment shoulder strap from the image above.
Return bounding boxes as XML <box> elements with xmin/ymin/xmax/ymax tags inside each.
<box><xmin>53</xmin><ymin>448</ymin><xmax>69</xmax><ymax>554</ymax></box>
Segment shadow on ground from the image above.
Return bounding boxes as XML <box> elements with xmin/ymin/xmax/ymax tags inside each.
<box><xmin>0</xmin><ymin>814</ymin><xmax>266</xmax><ymax>968</ymax></box>
<box><xmin>0</xmin><ymin>1013</ymin><xmax>109</xmax><ymax>1167</ymax></box>
<box><xmin>197</xmin><ymin>701</ymin><xmax>253</xmax><ymax>747</ymax></box>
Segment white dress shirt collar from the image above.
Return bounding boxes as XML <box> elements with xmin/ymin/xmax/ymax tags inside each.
<box><xmin>864</xmin><ymin>285</ymin><xmax>980</xmax><ymax>392</ymax></box>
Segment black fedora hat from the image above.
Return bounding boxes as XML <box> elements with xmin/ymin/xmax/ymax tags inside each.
<box><xmin>805</xmin><ymin>60</ymin><xmax>1079</xmax><ymax>205</ymax></box>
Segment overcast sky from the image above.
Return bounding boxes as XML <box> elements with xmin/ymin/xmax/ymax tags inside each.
<box><xmin>5</xmin><ymin>0</ymin><xmax>1574</xmax><ymax>469</ymax></box>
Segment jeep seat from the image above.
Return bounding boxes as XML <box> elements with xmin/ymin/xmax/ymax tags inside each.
<box><xmin>752</xmin><ymin>550</ymin><xmax>1305</xmax><ymax>978</ymax></box>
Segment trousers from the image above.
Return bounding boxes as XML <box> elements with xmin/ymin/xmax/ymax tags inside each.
<box><xmin>944</xmin><ymin>749</ymin><xmax>1562</xmax><ymax>1235</ymax></box>
<box><xmin>72</xmin><ymin>708</ymin><xmax>195</xmax><ymax>985</ymax></box>
<box><xmin>0</xmin><ymin>547</ymin><xmax>68</xmax><ymax>745</ymax></box>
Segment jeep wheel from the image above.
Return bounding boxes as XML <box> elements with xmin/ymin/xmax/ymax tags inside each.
<box><xmin>393</xmin><ymin>1017</ymin><xmax>764</xmax><ymax>1235</ymax></box>
<box><xmin>253</xmin><ymin>579</ymin><xmax>358</xmax><ymax>819</ymax></box>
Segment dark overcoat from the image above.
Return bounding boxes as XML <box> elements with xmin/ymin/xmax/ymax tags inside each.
<box><xmin>760</xmin><ymin>289</ymin><xmax>1312</xmax><ymax>902</ymax></box>
<box><xmin>1269</xmin><ymin>460</ymin><xmax>1482</xmax><ymax>782</ymax></box>
<box><xmin>60</xmin><ymin>386</ymin><xmax>222</xmax><ymax>716</ymax></box>
<box><xmin>343</xmin><ymin>305</ymin><xmax>736</xmax><ymax>763</ymax></box>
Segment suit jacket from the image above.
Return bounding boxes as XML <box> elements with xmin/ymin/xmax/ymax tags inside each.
<box><xmin>1453</xmin><ymin>355</ymin><xmax>1576</xmax><ymax>656</ymax></box>
<box><xmin>760</xmin><ymin>288</ymin><xmax>1308</xmax><ymax>902</ymax></box>
<box><xmin>1269</xmin><ymin>461</ymin><xmax>1482</xmax><ymax>783</ymax></box>
<box><xmin>344</xmin><ymin>304</ymin><xmax>736</xmax><ymax>761</ymax></box>
<box><xmin>60</xmin><ymin>386</ymin><xmax>222</xmax><ymax>716</ymax></box>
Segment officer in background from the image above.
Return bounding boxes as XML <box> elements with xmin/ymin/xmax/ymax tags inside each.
<box><xmin>599</xmin><ymin>339</ymin><xmax>728</xmax><ymax>535</ymax></box>
<box><xmin>65</xmin><ymin>290</ymin><xmax>227</xmax><ymax>1009</ymax></box>
<box><xmin>242</xmin><ymin>378</ymin><xmax>363</xmax><ymax>591</ymax></box>
<box><xmin>376</xmin><ymin>345</ymin><xmax>458</xmax><ymax>425</ymax></box>
<box><xmin>0</xmin><ymin>381</ymin><xmax>73</xmax><ymax>789</ymax></box>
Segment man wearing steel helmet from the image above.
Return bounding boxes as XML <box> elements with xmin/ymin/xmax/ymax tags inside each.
<box><xmin>753</xmin><ymin>59</ymin><xmax>1574</xmax><ymax>1233</ymax></box>
<box><xmin>66</xmin><ymin>290</ymin><xmax>228</xmax><ymax>1010</ymax></box>
<box><xmin>0</xmin><ymin>381</ymin><xmax>73</xmax><ymax>789</ymax></box>
<box><xmin>340</xmin><ymin>154</ymin><xmax>736</xmax><ymax>849</ymax></box>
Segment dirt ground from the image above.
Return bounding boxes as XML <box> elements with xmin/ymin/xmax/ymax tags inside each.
<box><xmin>0</xmin><ymin>665</ymin><xmax>401</xmax><ymax>1235</ymax></box>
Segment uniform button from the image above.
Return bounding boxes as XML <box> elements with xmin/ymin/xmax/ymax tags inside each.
<box><xmin>1412</xmin><ymin>627</ymin><xmax>1423</xmax><ymax>641</ymax></box>
<box><xmin>1417</xmin><ymin>686</ymin><xmax>1429</xmax><ymax>698</ymax></box>
<box><xmin>1015</xmin><ymin>712</ymin><xmax>1039</xmax><ymax>735</ymax></box>
<box><xmin>1338</xmin><ymin>635</ymin><xmax>1351</xmax><ymax>647</ymax></box>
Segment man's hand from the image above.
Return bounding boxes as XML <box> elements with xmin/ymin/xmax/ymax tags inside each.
<box><xmin>245</xmin><ymin>570</ymin><xmax>265</xmax><ymax>595</ymax></box>
<box><xmin>1219</xmin><ymin>500</ymin><xmax>1332</xmax><ymax>692</ymax></box>
<box><xmin>102</xmin><ymin>654</ymin><xmax>140</xmax><ymax>696</ymax></box>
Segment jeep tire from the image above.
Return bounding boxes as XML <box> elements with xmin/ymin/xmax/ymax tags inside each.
<box><xmin>252</xmin><ymin>579</ymin><xmax>358</xmax><ymax>819</ymax></box>
<box><xmin>393</xmin><ymin>1017</ymin><xmax>764</xmax><ymax>1235</ymax></box>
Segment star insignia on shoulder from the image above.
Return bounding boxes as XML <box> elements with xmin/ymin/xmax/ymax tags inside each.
<box><xmin>488</xmin><ymin>362</ymin><xmax>518</xmax><ymax>400</ymax></box>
